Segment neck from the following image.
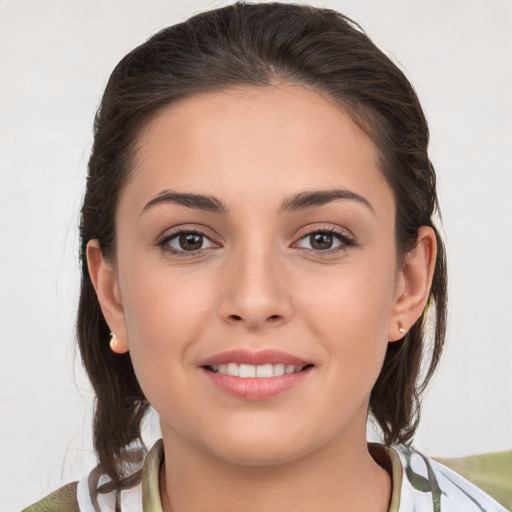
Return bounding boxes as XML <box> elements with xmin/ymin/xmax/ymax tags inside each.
<box><xmin>159</xmin><ymin>419</ymin><xmax>391</xmax><ymax>512</ymax></box>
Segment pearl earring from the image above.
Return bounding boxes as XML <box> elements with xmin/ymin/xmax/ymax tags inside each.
<box><xmin>398</xmin><ymin>323</ymin><xmax>407</xmax><ymax>334</ymax></box>
<box><xmin>110</xmin><ymin>332</ymin><xmax>120</xmax><ymax>352</ymax></box>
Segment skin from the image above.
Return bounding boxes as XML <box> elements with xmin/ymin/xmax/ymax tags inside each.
<box><xmin>88</xmin><ymin>85</ymin><xmax>436</xmax><ymax>512</ymax></box>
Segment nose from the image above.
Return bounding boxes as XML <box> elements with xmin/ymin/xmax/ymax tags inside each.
<box><xmin>218</xmin><ymin>245</ymin><xmax>293</xmax><ymax>330</ymax></box>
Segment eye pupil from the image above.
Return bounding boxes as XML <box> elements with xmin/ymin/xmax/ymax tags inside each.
<box><xmin>311</xmin><ymin>233</ymin><xmax>333</xmax><ymax>250</ymax></box>
<box><xmin>179</xmin><ymin>233</ymin><xmax>203</xmax><ymax>251</ymax></box>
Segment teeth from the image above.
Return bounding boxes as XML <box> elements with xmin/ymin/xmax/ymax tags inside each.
<box><xmin>285</xmin><ymin>365</ymin><xmax>295</xmax><ymax>374</ymax></box>
<box><xmin>212</xmin><ymin>363</ymin><xmax>304</xmax><ymax>377</ymax></box>
<box><xmin>239</xmin><ymin>364</ymin><xmax>256</xmax><ymax>378</ymax></box>
<box><xmin>256</xmin><ymin>364</ymin><xmax>273</xmax><ymax>378</ymax></box>
<box><xmin>273</xmin><ymin>363</ymin><xmax>285</xmax><ymax>376</ymax></box>
<box><xmin>227</xmin><ymin>363</ymin><xmax>239</xmax><ymax>376</ymax></box>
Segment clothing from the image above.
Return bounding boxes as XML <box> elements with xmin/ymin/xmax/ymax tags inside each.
<box><xmin>23</xmin><ymin>439</ymin><xmax>508</xmax><ymax>512</ymax></box>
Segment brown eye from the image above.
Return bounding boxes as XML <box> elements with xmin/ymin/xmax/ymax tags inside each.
<box><xmin>309</xmin><ymin>233</ymin><xmax>333</xmax><ymax>250</ymax></box>
<box><xmin>294</xmin><ymin>228</ymin><xmax>354</xmax><ymax>253</ymax></box>
<box><xmin>178</xmin><ymin>233</ymin><xmax>203</xmax><ymax>251</ymax></box>
<box><xmin>163</xmin><ymin>230</ymin><xmax>218</xmax><ymax>254</ymax></box>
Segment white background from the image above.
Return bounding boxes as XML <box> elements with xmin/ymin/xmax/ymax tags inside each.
<box><xmin>1</xmin><ymin>0</ymin><xmax>511</xmax><ymax>510</ymax></box>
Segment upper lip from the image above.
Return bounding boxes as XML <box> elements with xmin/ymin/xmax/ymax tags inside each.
<box><xmin>199</xmin><ymin>349</ymin><xmax>311</xmax><ymax>367</ymax></box>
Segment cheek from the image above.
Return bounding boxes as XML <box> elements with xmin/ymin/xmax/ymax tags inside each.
<box><xmin>117</xmin><ymin>264</ymin><xmax>215</xmax><ymax>387</ymax></box>
<box><xmin>303</xmin><ymin>257</ymin><xmax>398</xmax><ymax>338</ymax></box>
<box><xmin>300</xmin><ymin>252</ymin><xmax>398</xmax><ymax>385</ymax></box>
<box><xmin>121</xmin><ymin>257</ymin><xmax>213</xmax><ymax>332</ymax></box>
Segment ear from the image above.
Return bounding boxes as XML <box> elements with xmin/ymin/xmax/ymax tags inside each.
<box><xmin>388</xmin><ymin>226</ymin><xmax>437</xmax><ymax>342</ymax></box>
<box><xmin>86</xmin><ymin>240</ymin><xmax>129</xmax><ymax>353</ymax></box>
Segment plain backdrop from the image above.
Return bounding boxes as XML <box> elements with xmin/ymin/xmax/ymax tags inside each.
<box><xmin>1</xmin><ymin>0</ymin><xmax>511</xmax><ymax>510</ymax></box>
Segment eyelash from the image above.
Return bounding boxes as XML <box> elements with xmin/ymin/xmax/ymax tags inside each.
<box><xmin>157</xmin><ymin>226</ymin><xmax>356</xmax><ymax>257</ymax></box>
<box><xmin>158</xmin><ymin>228</ymin><xmax>220</xmax><ymax>257</ymax></box>
<box><xmin>292</xmin><ymin>226</ymin><xmax>356</xmax><ymax>256</ymax></box>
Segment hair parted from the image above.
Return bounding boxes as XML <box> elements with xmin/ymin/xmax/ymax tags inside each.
<box><xmin>78</xmin><ymin>1</ymin><xmax>447</xmax><ymax>484</ymax></box>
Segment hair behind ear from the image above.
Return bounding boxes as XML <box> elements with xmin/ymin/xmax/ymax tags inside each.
<box><xmin>77</xmin><ymin>275</ymin><xmax>149</xmax><ymax>483</ymax></box>
<box><xmin>370</xmin><ymin>224</ymin><xmax>447</xmax><ymax>444</ymax></box>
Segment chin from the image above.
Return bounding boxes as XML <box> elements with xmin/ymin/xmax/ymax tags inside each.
<box><xmin>197</xmin><ymin>420</ymin><xmax>320</xmax><ymax>467</ymax></box>
<box><xmin>209</xmin><ymin>439</ymin><xmax>306</xmax><ymax>467</ymax></box>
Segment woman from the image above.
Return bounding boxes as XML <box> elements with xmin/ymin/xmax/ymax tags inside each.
<box><xmin>23</xmin><ymin>2</ymin><xmax>507</xmax><ymax>511</ymax></box>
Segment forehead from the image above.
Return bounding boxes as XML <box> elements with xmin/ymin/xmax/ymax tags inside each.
<box><xmin>124</xmin><ymin>85</ymin><xmax>393</xmax><ymax>215</ymax></box>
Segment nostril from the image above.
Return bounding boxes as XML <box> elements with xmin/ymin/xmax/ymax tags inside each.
<box><xmin>229</xmin><ymin>314</ymin><xmax>242</xmax><ymax>321</ymax></box>
<box><xmin>268</xmin><ymin>315</ymin><xmax>280</xmax><ymax>321</ymax></box>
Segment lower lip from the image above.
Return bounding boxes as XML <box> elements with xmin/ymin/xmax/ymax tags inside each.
<box><xmin>201</xmin><ymin>367</ymin><xmax>313</xmax><ymax>400</ymax></box>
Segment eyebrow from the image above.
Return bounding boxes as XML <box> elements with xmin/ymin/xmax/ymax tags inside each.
<box><xmin>280</xmin><ymin>189</ymin><xmax>374</xmax><ymax>214</ymax></box>
<box><xmin>142</xmin><ymin>190</ymin><xmax>228</xmax><ymax>215</ymax></box>
<box><xmin>141</xmin><ymin>188</ymin><xmax>374</xmax><ymax>216</ymax></box>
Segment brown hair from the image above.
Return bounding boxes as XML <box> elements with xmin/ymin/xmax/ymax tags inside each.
<box><xmin>78</xmin><ymin>1</ymin><xmax>447</xmax><ymax>484</ymax></box>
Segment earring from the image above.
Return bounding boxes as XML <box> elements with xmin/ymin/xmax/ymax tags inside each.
<box><xmin>398</xmin><ymin>322</ymin><xmax>407</xmax><ymax>334</ymax></box>
<box><xmin>110</xmin><ymin>332</ymin><xmax>120</xmax><ymax>352</ymax></box>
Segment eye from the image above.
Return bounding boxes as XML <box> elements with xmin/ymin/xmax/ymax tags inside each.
<box><xmin>160</xmin><ymin>229</ymin><xmax>219</xmax><ymax>254</ymax></box>
<box><xmin>303</xmin><ymin>232</ymin><xmax>338</xmax><ymax>251</ymax></box>
<box><xmin>293</xmin><ymin>228</ymin><xmax>355</xmax><ymax>253</ymax></box>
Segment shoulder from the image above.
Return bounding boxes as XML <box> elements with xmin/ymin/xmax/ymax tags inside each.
<box><xmin>389</xmin><ymin>444</ymin><xmax>509</xmax><ymax>511</ymax></box>
<box><xmin>21</xmin><ymin>441</ymin><xmax>164</xmax><ymax>512</ymax></box>
<box><xmin>22</xmin><ymin>482</ymin><xmax>79</xmax><ymax>512</ymax></box>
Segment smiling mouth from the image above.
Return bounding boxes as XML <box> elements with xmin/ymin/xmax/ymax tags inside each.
<box><xmin>201</xmin><ymin>352</ymin><xmax>314</xmax><ymax>399</ymax></box>
<box><xmin>205</xmin><ymin>363</ymin><xmax>312</xmax><ymax>378</ymax></box>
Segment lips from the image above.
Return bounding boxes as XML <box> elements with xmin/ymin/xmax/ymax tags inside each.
<box><xmin>199</xmin><ymin>349</ymin><xmax>314</xmax><ymax>400</ymax></box>
<box><xmin>200</xmin><ymin>349</ymin><xmax>310</xmax><ymax>367</ymax></box>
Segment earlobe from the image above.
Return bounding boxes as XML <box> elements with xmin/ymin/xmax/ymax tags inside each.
<box><xmin>86</xmin><ymin>240</ymin><xmax>129</xmax><ymax>353</ymax></box>
<box><xmin>388</xmin><ymin>226</ymin><xmax>437</xmax><ymax>342</ymax></box>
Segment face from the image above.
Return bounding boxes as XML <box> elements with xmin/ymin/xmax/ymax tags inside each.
<box><xmin>98</xmin><ymin>85</ymin><xmax>409</xmax><ymax>466</ymax></box>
